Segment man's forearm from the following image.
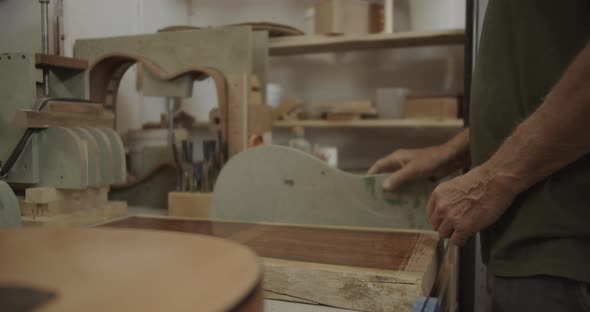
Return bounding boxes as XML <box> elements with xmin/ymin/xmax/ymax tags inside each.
<box><xmin>440</xmin><ymin>128</ymin><xmax>471</xmax><ymax>169</ymax></box>
<box><xmin>483</xmin><ymin>41</ymin><xmax>590</xmax><ymax>192</ymax></box>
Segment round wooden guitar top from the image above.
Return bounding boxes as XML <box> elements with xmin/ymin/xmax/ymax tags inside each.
<box><xmin>0</xmin><ymin>228</ymin><xmax>263</xmax><ymax>312</ymax></box>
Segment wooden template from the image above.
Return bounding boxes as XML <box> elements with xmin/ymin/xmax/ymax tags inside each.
<box><xmin>86</xmin><ymin>53</ymin><xmax>228</xmax><ymax>142</ymax></box>
<box><xmin>211</xmin><ymin>145</ymin><xmax>433</xmax><ymax>229</ymax></box>
<box><xmin>0</xmin><ymin>228</ymin><xmax>262</xmax><ymax>311</ymax></box>
<box><xmin>75</xmin><ymin>26</ymin><xmax>262</xmax><ymax>98</ymax></box>
<box><xmin>76</xmin><ymin>26</ymin><xmax>268</xmax><ymax>156</ymax></box>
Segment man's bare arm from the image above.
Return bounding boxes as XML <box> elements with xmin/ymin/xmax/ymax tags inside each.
<box><xmin>428</xmin><ymin>40</ymin><xmax>590</xmax><ymax>245</ymax></box>
<box><xmin>486</xmin><ymin>40</ymin><xmax>590</xmax><ymax>193</ymax></box>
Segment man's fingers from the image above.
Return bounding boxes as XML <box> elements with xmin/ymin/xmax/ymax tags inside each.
<box><xmin>368</xmin><ymin>156</ymin><xmax>402</xmax><ymax>175</ymax></box>
<box><xmin>450</xmin><ymin>230</ymin><xmax>469</xmax><ymax>246</ymax></box>
<box><xmin>437</xmin><ymin>217</ymin><xmax>453</xmax><ymax>238</ymax></box>
<box><xmin>382</xmin><ymin>167</ymin><xmax>416</xmax><ymax>191</ymax></box>
<box><xmin>425</xmin><ymin>193</ymin><xmax>437</xmax><ymax>219</ymax></box>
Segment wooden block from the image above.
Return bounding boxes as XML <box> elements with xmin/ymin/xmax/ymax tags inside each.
<box><xmin>249</xmin><ymin>90</ymin><xmax>263</xmax><ymax>105</ymax></box>
<box><xmin>315</xmin><ymin>0</ymin><xmax>370</xmax><ymax>35</ymax></box>
<box><xmin>250</xmin><ymin>75</ymin><xmax>261</xmax><ymax>91</ymax></box>
<box><xmin>35</xmin><ymin>53</ymin><xmax>88</xmax><ymax>71</ymax></box>
<box><xmin>168</xmin><ymin>192</ymin><xmax>211</xmax><ymax>218</ymax></box>
<box><xmin>404</xmin><ymin>96</ymin><xmax>459</xmax><ymax>119</ymax></box>
<box><xmin>248</xmin><ymin>104</ymin><xmax>273</xmax><ymax>135</ymax></box>
<box><xmin>22</xmin><ymin>187</ymin><xmax>112</xmax><ymax>217</ymax></box>
<box><xmin>25</xmin><ymin>187</ymin><xmax>62</xmax><ymax>204</ymax></box>
<box><xmin>313</xmin><ymin>100</ymin><xmax>374</xmax><ymax>113</ymax></box>
<box><xmin>108</xmin><ymin>200</ymin><xmax>128</xmax><ymax>216</ymax></box>
<box><xmin>14</xmin><ymin>109</ymin><xmax>115</xmax><ymax>128</ymax></box>
<box><xmin>46</xmin><ymin>101</ymin><xmax>104</xmax><ymax>114</ymax></box>
<box><xmin>272</xmin><ymin>96</ymin><xmax>302</xmax><ymax>120</ymax></box>
<box><xmin>325</xmin><ymin>112</ymin><xmax>362</xmax><ymax>121</ymax></box>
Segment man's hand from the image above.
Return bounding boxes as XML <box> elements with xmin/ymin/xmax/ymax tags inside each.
<box><xmin>426</xmin><ymin>165</ymin><xmax>519</xmax><ymax>245</ymax></box>
<box><xmin>368</xmin><ymin>129</ymin><xmax>471</xmax><ymax>192</ymax></box>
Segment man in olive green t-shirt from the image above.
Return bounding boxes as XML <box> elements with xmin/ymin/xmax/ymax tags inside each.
<box><xmin>370</xmin><ymin>0</ymin><xmax>590</xmax><ymax>310</ymax></box>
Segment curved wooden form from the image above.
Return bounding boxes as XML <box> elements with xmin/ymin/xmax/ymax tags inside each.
<box><xmin>88</xmin><ymin>52</ymin><xmax>229</xmax><ymax>142</ymax></box>
<box><xmin>0</xmin><ymin>228</ymin><xmax>263</xmax><ymax>311</ymax></box>
<box><xmin>70</xmin><ymin>128</ymin><xmax>101</xmax><ymax>187</ymax></box>
<box><xmin>37</xmin><ymin>128</ymin><xmax>88</xmax><ymax>189</ymax></box>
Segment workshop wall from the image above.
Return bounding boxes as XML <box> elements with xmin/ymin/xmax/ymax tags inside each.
<box><xmin>0</xmin><ymin>0</ymin><xmax>56</xmax><ymax>53</ymax></box>
<box><xmin>0</xmin><ymin>0</ymin><xmax>466</xmax><ymax>170</ymax></box>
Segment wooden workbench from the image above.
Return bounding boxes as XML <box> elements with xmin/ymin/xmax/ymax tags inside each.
<box><xmin>101</xmin><ymin>214</ymin><xmax>454</xmax><ymax>311</ymax></box>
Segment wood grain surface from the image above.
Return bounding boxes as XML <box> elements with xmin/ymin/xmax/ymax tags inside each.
<box><xmin>0</xmin><ymin>228</ymin><xmax>262</xmax><ymax>312</ymax></box>
<box><xmin>103</xmin><ymin>216</ymin><xmax>438</xmax><ymax>271</ymax></box>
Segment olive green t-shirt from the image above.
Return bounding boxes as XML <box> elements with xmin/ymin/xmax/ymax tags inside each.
<box><xmin>470</xmin><ymin>0</ymin><xmax>590</xmax><ymax>282</ymax></box>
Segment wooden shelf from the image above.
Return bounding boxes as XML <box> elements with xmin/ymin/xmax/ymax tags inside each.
<box><xmin>269</xmin><ymin>29</ymin><xmax>465</xmax><ymax>56</ymax></box>
<box><xmin>274</xmin><ymin>119</ymin><xmax>463</xmax><ymax>129</ymax></box>
<box><xmin>190</xmin><ymin>119</ymin><xmax>463</xmax><ymax>130</ymax></box>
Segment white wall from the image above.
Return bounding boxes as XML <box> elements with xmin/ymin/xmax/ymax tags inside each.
<box><xmin>190</xmin><ymin>0</ymin><xmax>464</xmax><ymax>110</ymax></box>
<box><xmin>0</xmin><ymin>0</ymin><xmax>55</xmax><ymax>53</ymax></box>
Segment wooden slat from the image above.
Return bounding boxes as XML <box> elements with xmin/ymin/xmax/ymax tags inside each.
<box><xmin>190</xmin><ymin>119</ymin><xmax>463</xmax><ymax>129</ymax></box>
<box><xmin>269</xmin><ymin>29</ymin><xmax>465</xmax><ymax>56</ymax></box>
<box><xmin>262</xmin><ymin>258</ymin><xmax>426</xmax><ymax>311</ymax></box>
<box><xmin>14</xmin><ymin>109</ymin><xmax>114</xmax><ymax>128</ymax></box>
<box><xmin>35</xmin><ymin>53</ymin><xmax>88</xmax><ymax>71</ymax></box>
<box><xmin>46</xmin><ymin>101</ymin><xmax>104</xmax><ymax>114</ymax></box>
<box><xmin>102</xmin><ymin>216</ymin><xmax>438</xmax><ymax>271</ymax></box>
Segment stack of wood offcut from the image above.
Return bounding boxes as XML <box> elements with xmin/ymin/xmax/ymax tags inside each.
<box><xmin>404</xmin><ymin>94</ymin><xmax>462</xmax><ymax>120</ymax></box>
<box><xmin>272</xmin><ymin>96</ymin><xmax>304</xmax><ymax>121</ymax></box>
<box><xmin>313</xmin><ymin>100</ymin><xmax>377</xmax><ymax>121</ymax></box>
<box><xmin>19</xmin><ymin>187</ymin><xmax>127</xmax><ymax>227</ymax></box>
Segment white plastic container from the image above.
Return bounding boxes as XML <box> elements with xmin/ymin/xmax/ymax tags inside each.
<box><xmin>408</xmin><ymin>0</ymin><xmax>466</xmax><ymax>31</ymax></box>
<box><xmin>376</xmin><ymin>88</ymin><xmax>409</xmax><ymax>119</ymax></box>
<box><xmin>266</xmin><ymin>83</ymin><xmax>284</xmax><ymax>108</ymax></box>
<box><xmin>304</xmin><ymin>8</ymin><xmax>315</xmax><ymax>35</ymax></box>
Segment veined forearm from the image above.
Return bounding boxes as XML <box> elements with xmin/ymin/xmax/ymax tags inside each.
<box><xmin>484</xmin><ymin>41</ymin><xmax>590</xmax><ymax>192</ymax></box>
